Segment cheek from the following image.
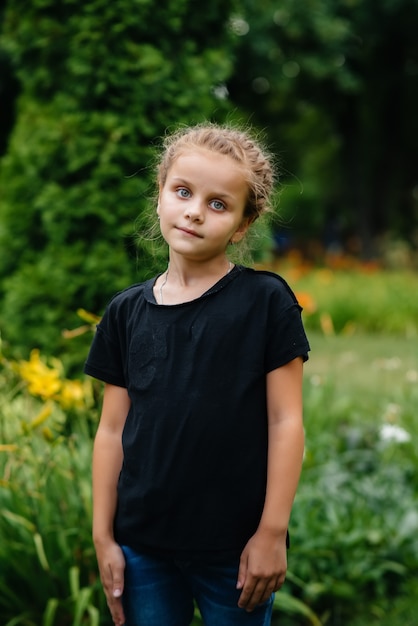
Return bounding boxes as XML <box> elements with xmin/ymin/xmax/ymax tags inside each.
<box><xmin>158</xmin><ymin>196</ymin><xmax>174</xmax><ymax>217</ymax></box>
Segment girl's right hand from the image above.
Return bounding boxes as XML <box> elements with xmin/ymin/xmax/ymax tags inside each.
<box><xmin>95</xmin><ymin>539</ymin><xmax>126</xmax><ymax>626</ymax></box>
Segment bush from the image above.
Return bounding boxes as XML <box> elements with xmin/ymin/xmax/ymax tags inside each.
<box><xmin>0</xmin><ymin>349</ymin><xmax>104</xmax><ymax>625</ymax></box>
<box><xmin>0</xmin><ymin>0</ymin><xmax>236</xmax><ymax>362</ymax></box>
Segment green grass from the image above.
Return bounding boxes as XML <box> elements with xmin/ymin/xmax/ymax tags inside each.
<box><xmin>305</xmin><ymin>331</ymin><xmax>418</xmax><ymax>389</ymax></box>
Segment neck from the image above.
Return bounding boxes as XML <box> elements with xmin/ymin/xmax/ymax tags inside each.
<box><xmin>165</xmin><ymin>256</ymin><xmax>232</xmax><ymax>285</ymax></box>
<box><xmin>157</xmin><ymin>258</ymin><xmax>233</xmax><ymax>305</ymax></box>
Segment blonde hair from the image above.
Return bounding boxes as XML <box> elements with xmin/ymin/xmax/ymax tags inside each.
<box><xmin>157</xmin><ymin>123</ymin><xmax>276</xmax><ymax>222</ymax></box>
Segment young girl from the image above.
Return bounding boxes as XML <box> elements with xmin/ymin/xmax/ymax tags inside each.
<box><xmin>84</xmin><ymin>123</ymin><xmax>310</xmax><ymax>626</ymax></box>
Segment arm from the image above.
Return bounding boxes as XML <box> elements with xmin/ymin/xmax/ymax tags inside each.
<box><xmin>92</xmin><ymin>383</ymin><xmax>131</xmax><ymax>626</ymax></box>
<box><xmin>237</xmin><ymin>357</ymin><xmax>305</xmax><ymax>611</ymax></box>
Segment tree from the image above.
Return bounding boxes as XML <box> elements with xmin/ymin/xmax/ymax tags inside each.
<box><xmin>0</xmin><ymin>0</ymin><xmax>237</xmax><ymax>365</ymax></box>
<box><xmin>227</xmin><ymin>0</ymin><xmax>418</xmax><ymax>256</ymax></box>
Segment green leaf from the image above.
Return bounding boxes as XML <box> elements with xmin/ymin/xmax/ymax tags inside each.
<box><xmin>273</xmin><ymin>591</ymin><xmax>323</xmax><ymax>625</ymax></box>
<box><xmin>42</xmin><ymin>598</ymin><xmax>59</xmax><ymax>626</ymax></box>
<box><xmin>1</xmin><ymin>509</ymin><xmax>36</xmax><ymax>533</ymax></box>
<box><xmin>34</xmin><ymin>532</ymin><xmax>50</xmax><ymax>571</ymax></box>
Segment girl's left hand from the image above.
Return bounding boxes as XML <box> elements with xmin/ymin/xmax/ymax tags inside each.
<box><xmin>236</xmin><ymin>528</ymin><xmax>287</xmax><ymax>612</ymax></box>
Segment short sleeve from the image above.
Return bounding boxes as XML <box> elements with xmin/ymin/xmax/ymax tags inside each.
<box><xmin>84</xmin><ymin>306</ymin><xmax>126</xmax><ymax>387</ymax></box>
<box><xmin>265</xmin><ymin>303</ymin><xmax>310</xmax><ymax>372</ymax></box>
<box><xmin>262</xmin><ymin>275</ymin><xmax>310</xmax><ymax>372</ymax></box>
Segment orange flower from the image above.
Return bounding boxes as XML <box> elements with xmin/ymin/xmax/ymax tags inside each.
<box><xmin>295</xmin><ymin>291</ymin><xmax>316</xmax><ymax>314</ymax></box>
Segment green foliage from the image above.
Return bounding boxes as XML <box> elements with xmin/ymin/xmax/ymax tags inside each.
<box><xmin>2</xmin><ymin>0</ymin><xmax>417</xmax><ymax>364</ymax></box>
<box><xmin>0</xmin><ymin>364</ymin><xmax>104</xmax><ymax>624</ymax></box>
<box><xmin>0</xmin><ymin>0</ymin><xmax>237</xmax><ymax>360</ymax></box>
<box><xmin>285</xmin><ymin>332</ymin><xmax>418</xmax><ymax>624</ymax></box>
<box><xmin>284</xmin><ymin>266</ymin><xmax>418</xmax><ymax>335</ymax></box>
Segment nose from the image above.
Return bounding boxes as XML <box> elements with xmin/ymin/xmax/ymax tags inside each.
<box><xmin>184</xmin><ymin>198</ymin><xmax>204</xmax><ymax>222</ymax></box>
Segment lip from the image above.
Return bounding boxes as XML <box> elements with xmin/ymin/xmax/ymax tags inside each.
<box><xmin>176</xmin><ymin>226</ymin><xmax>203</xmax><ymax>238</ymax></box>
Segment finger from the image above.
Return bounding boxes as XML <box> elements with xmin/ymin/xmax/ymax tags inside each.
<box><xmin>238</xmin><ymin>575</ymin><xmax>262</xmax><ymax>610</ymax></box>
<box><xmin>110</xmin><ymin>559</ymin><xmax>125</xmax><ymax>599</ymax></box>
<box><xmin>259</xmin><ymin>579</ymin><xmax>278</xmax><ymax>604</ymax></box>
<box><xmin>105</xmin><ymin>562</ymin><xmax>125</xmax><ymax>625</ymax></box>
<box><xmin>107</xmin><ymin>596</ymin><xmax>125</xmax><ymax>626</ymax></box>
<box><xmin>250</xmin><ymin>582</ymin><xmax>270</xmax><ymax>611</ymax></box>
<box><xmin>236</xmin><ymin>554</ymin><xmax>248</xmax><ymax>591</ymax></box>
<box><xmin>240</xmin><ymin>577</ymin><xmax>277</xmax><ymax>612</ymax></box>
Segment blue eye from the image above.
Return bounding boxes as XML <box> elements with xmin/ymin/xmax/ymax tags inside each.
<box><xmin>210</xmin><ymin>200</ymin><xmax>226</xmax><ymax>211</ymax></box>
<box><xmin>176</xmin><ymin>187</ymin><xmax>191</xmax><ymax>198</ymax></box>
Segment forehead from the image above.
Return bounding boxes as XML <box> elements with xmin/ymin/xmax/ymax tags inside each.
<box><xmin>166</xmin><ymin>148</ymin><xmax>248</xmax><ymax>194</ymax></box>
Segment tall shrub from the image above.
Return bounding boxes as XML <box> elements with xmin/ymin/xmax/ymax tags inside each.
<box><xmin>0</xmin><ymin>0</ymin><xmax>236</xmax><ymax>366</ymax></box>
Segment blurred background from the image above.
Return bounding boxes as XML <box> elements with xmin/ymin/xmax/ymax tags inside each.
<box><xmin>1</xmin><ymin>0</ymin><xmax>417</xmax><ymax>361</ymax></box>
<box><xmin>0</xmin><ymin>2</ymin><xmax>417</xmax><ymax>625</ymax></box>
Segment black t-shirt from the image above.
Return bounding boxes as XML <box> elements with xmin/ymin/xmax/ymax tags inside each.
<box><xmin>84</xmin><ymin>265</ymin><xmax>310</xmax><ymax>561</ymax></box>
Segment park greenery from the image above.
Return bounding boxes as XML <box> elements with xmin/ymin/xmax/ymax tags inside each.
<box><xmin>1</xmin><ymin>267</ymin><xmax>418</xmax><ymax>625</ymax></box>
<box><xmin>1</xmin><ymin>1</ymin><xmax>418</xmax><ymax>625</ymax></box>
<box><xmin>0</xmin><ymin>0</ymin><xmax>417</xmax><ymax>360</ymax></box>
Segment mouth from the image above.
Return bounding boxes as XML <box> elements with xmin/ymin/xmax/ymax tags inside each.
<box><xmin>176</xmin><ymin>226</ymin><xmax>203</xmax><ymax>238</ymax></box>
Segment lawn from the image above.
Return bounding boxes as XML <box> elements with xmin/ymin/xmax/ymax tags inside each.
<box><xmin>305</xmin><ymin>332</ymin><xmax>418</xmax><ymax>395</ymax></box>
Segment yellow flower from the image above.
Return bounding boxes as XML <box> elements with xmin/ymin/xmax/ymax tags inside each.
<box><xmin>59</xmin><ymin>379</ymin><xmax>88</xmax><ymax>409</ymax></box>
<box><xmin>17</xmin><ymin>350</ymin><xmax>62</xmax><ymax>400</ymax></box>
<box><xmin>15</xmin><ymin>349</ymin><xmax>93</xmax><ymax>412</ymax></box>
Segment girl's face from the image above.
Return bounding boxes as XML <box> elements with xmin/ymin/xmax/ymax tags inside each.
<box><xmin>158</xmin><ymin>149</ymin><xmax>250</xmax><ymax>263</ymax></box>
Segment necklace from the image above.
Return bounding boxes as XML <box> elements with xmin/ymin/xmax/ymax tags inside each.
<box><xmin>158</xmin><ymin>261</ymin><xmax>233</xmax><ymax>305</ymax></box>
<box><xmin>159</xmin><ymin>265</ymin><xmax>170</xmax><ymax>304</ymax></box>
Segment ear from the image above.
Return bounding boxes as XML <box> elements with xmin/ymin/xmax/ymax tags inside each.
<box><xmin>230</xmin><ymin>218</ymin><xmax>252</xmax><ymax>244</ymax></box>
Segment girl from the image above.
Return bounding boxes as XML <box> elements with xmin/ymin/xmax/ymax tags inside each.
<box><xmin>84</xmin><ymin>123</ymin><xmax>310</xmax><ymax>626</ymax></box>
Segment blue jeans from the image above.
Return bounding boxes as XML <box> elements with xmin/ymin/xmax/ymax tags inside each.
<box><xmin>121</xmin><ymin>546</ymin><xmax>274</xmax><ymax>626</ymax></box>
